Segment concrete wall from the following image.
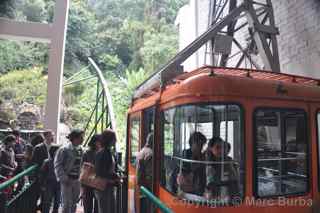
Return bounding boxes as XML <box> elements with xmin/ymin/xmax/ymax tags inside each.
<box><xmin>175</xmin><ymin>0</ymin><xmax>211</xmax><ymax>71</ymax></box>
<box><xmin>273</xmin><ymin>0</ymin><xmax>320</xmax><ymax>78</ymax></box>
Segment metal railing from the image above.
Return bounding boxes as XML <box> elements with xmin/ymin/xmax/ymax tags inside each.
<box><xmin>79</xmin><ymin>58</ymin><xmax>126</xmax><ymax>213</ymax></box>
<box><xmin>140</xmin><ymin>186</ymin><xmax>173</xmax><ymax>213</ymax></box>
<box><xmin>0</xmin><ymin>165</ymin><xmax>38</xmax><ymax>213</ymax></box>
<box><xmin>81</xmin><ymin>57</ymin><xmax>118</xmax><ymax>146</ymax></box>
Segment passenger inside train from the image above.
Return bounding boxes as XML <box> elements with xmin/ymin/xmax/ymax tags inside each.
<box><xmin>204</xmin><ymin>137</ymin><xmax>240</xmax><ymax>201</ymax></box>
<box><xmin>176</xmin><ymin>132</ymin><xmax>207</xmax><ymax>196</ymax></box>
<box><xmin>162</xmin><ymin>104</ymin><xmax>244</xmax><ymax>204</ymax></box>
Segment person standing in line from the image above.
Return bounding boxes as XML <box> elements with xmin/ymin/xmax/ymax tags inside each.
<box><xmin>81</xmin><ymin>134</ymin><xmax>101</xmax><ymax>213</ymax></box>
<box><xmin>32</xmin><ymin>131</ymin><xmax>54</xmax><ymax>167</ymax></box>
<box><xmin>0</xmin><ymin>135</ymin><xmax>17</xmax><ymax>197</ymax></box>
<box><xmin>54</xmin><ymin>129</ymin><xmax>84</xmax><ymax>213</ymax></box>
<box><xmin>94</xmin><ymin>129</ymin><xmax>120</xmax><ymax>213</ymax></box>
<box><xmin>41</xmin><ymin>145</ymin><xmax>61</xmax><ymax>213</ymax></box>
<box><xmin>32</xmin><ymin>130</ymin><xmax>54</xmax><ymax>211</ymax></box>
<box><xmin>23</xmin><ymin>143</ymin><xmax>35</xmax><ymax>185</ymax></box>
<box><xmin>0</xmin><ymin>135</ymin><xmax>17</xmax><ymax>177</ymax></box>
<box><xmin>12</xmin><ymin>130</ymin><xmax>26</xmax><ymax>193</ymax></box>
<box><xmin>30</xmin><ymin>133</ymin><xmax>45</xmax><ymax>147</ymax></box>
<box><xmin>136</xmin><ymin>133</ymin><xmax>154</xmax><ymax>213</ymax></box>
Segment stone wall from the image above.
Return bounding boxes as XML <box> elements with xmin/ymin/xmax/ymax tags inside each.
<box><xmin>272</xmin><ymin>0</ymin><xmax>320</xmax><ymax>78</ymax></box>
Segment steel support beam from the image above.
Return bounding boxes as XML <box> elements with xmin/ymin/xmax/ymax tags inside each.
<box><xmin>134</xmin><ymin>4</ymin><xmax>246</xmax><ymax>98</ymax></box>
<box><xmin>134</xmin><ymin>0</ymin><xmax>281</xmax><ymax>98</ymax></box>
<box><xmin>245</xmin><ymin>0</ymin><xmax>280</xmax><ymax>72</ymax></box>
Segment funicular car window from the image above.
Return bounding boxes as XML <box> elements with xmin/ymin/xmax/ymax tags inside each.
<box><xmin>161</xmin><ymin>104</ymin><xmax>244</xmax><ymax>206</ymax></box>
<box><xmin>254</xmin><ymin>109</ymin><xmax>308</xmax><ymax>197</ymax></box>
<box><xmin>130</xmin><ymin>118</ymin><xmax>140</xmax><ymax>165</ymax></box>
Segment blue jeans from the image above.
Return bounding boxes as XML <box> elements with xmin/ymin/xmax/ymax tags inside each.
<box><xmin>60</xmin><ymin>179</ymin><xmax>80</xmax><ymax>213</ymax></box>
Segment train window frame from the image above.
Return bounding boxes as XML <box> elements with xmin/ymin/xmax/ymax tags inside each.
<box><xmin>129</xmin><ymin>116</ymin><xmax>141</xmax><ymax>166</ymax></box>
<box><xmin>160</xmin><ymin>102</ymin><xmax>246</xmax><ymax>206</ymax></box>
<box><xmin>253</xmin><ymin>107</ymin><xmax>310</xmax><ymax>199</ymax></box>
<box><xmin>317</xmin><ymin>111</ymin><xmax>320</xmax><ymax>192</ymax></box>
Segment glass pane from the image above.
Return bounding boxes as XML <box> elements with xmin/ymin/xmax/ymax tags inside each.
<box><xmin>130</xmin><ymin>119</ymin><xmax>140</xmax><ymax>165</ymax></box>
<box><xmin>144</xmin><ymin>108</ymin><xmax>154</xmax><ymax>142</ymax></box>
<box><xmin>255</xmin><ymin>109</ymin><xmax>308</xmax><ymax>197</ymax></box>
<box><xmin>161</xmin><ymin>104</ymin><xmax>244</xmax><ymax>206</ymax></box>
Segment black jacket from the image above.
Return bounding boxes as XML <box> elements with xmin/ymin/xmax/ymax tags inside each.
<box><xmin>32</xmin><ymin>143</ymin><xmax>49</xmax><ymax>167</ymax></box>
<box><xmin>95</xmin><ymin>148</ymin><xmax>115</xmax><ymax>179</ymax></box>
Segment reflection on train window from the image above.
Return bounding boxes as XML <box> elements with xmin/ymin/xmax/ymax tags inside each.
<box><xmin>161</xmin><ymin>104</ymin><xmax>244</xmax><ymax>206</ymax></box>
<box><xmin>254</xmin><ymin>109</ymin><xmax>308</xmax><ymax>197</ymax></box>
<box><xmin>130</xmin><ymin>118</ymin><xmax>140</xmax><ymax>165</ymax></box>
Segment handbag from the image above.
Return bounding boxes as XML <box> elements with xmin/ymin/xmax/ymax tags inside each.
<box><xmin>79</xmin><ymin>162</ymin><xmax>107</xmax><ymax>191</ymax></box>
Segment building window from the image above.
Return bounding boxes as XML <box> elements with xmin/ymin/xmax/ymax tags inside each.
<box><xmin>130</xmin><ymin>118</ymin><xmax>140</xmax><ymax>165</ymax></box>
<box><xmin>254</xmin><ymin>109</ymin><xmax>308</xmax><ymax>197</ymax></box>
<box><xmin>161</xmin><ymin>104</ymin><xmax>244</xmax><ymax>206</ymax></box>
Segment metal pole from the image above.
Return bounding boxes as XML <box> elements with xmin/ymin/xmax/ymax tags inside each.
<box><xmin>95</xmin><ymin>80</ymin><xmax>100</xmax><ymax>134</ymax></box>
<box><xmin>101</xmin><ymin>92</ymin><xmax>105</xmax><ymax>131</ymax></box>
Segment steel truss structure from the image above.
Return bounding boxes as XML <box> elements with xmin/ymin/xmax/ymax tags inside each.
<box><xmin>134</xmin><ymin>0</ymin><xmax>281</xmax><ymax>98</ymax></box>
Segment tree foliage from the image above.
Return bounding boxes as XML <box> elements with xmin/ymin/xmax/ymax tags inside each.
<box><xmin>0</xmin><ymin>0</ymin><xmax>188</xmax><ymax>144</ymax></box>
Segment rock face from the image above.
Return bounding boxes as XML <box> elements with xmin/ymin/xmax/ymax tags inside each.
<box><xmin>16</xmin><ymin>102</ymin><xmax>42</xmax><ymax>129</ymax></box>
<box><xmin>0</xmin><ymin>101</ymin><xmax>42</xmax><ymax>130</ymax></box>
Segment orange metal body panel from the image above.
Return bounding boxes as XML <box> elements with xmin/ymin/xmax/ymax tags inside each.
<box><xmin>126</xmin><ymin>67</ymin><xmax>320</xmax><ymax>213</ymax></box>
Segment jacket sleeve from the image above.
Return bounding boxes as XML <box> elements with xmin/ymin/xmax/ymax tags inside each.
<box><xmin>31</xmin><ymin>146</ymin><xmax>40</xmax><ymax>166</ymax></box>
<box><xmin>54</xmin><ymin>147</ymin><xmax>68</xmax><ymax>183</ymax></box>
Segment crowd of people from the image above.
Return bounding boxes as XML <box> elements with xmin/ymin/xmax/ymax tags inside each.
<box><xmin>174</xmin><ymin>132</ymin><xmax>240</xmax><ymax>201</ymax></box>
<box><xmin>0</xmin><ymin>128</ymin><xmax>120</xmax><ymax>213</ymax></box>
<box><xmin>136</xmin><ymin>131</ymin><xmax>240</xmax><ymax>208</ymax></box>
<box><xmin>0</xmin><ymin>128</ymin><xmax>240</xmax><ymax>212</ymax></box>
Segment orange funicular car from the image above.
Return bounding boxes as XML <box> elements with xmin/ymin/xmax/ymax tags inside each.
<box><xmin>126</xmin><ymin>66</ymin><xmax>320</xmax><ymax>213</ymax></box>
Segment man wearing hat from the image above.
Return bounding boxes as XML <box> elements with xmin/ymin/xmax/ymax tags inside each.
<box><xmin>54</xmin><ymin>129</ymin><xmax>84</xmax><ymax>213</ymax></box>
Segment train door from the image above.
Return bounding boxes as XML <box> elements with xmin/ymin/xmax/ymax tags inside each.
<box><xmin>127</xmin><ymin>113</ymin><xmax>141</xmax><ymax>213</ymax></box>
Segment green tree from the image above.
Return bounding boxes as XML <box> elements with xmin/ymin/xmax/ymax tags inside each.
<box><xmin>64</xmin><ymin>1</ymin><xmax>97</xmax><ymax>73</ymax></box>
<box><xmin>23</xmin><ymin>0</ymin><xmax>47</xmax><ymax>22</ymax></box>
<box><xmin>0</xmin><ymin>0</ymin><xmax>17</xmax><ymax>18</ymax></box>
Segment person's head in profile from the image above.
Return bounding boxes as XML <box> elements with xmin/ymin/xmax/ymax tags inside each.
<box><xmin>31</xmin><ymin>133</ymin><xmax>44</xmax><ymax>147</ymax></box>
<box><xmin>100</xmin><ymin>129</ymin><xmax>116</xmax><ymax>149</ymax></box>
<box><xmin>88</xmin><ymin>134</ymin><xmax>102</xmax><ymax>151</ymax></box>
<box><xmin>67</xmin><ymin>129</ymin><xmax>84</xmax><ymax>147</ymax></box>
<box><xmin>207</xmin><ymin>137</ymin><xmax>231</xmax><ymax>159</ymax></box>
<box><xmin>189</xmin><ymin>132</ymin><xmax>206</xmax><ymax>155</ymax></box>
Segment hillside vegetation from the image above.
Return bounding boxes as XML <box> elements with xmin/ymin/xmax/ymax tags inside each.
<box><xmin>0</xmin><ymin>0</ymin><xmax>186</xmax><ymax>143</ymax></box>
